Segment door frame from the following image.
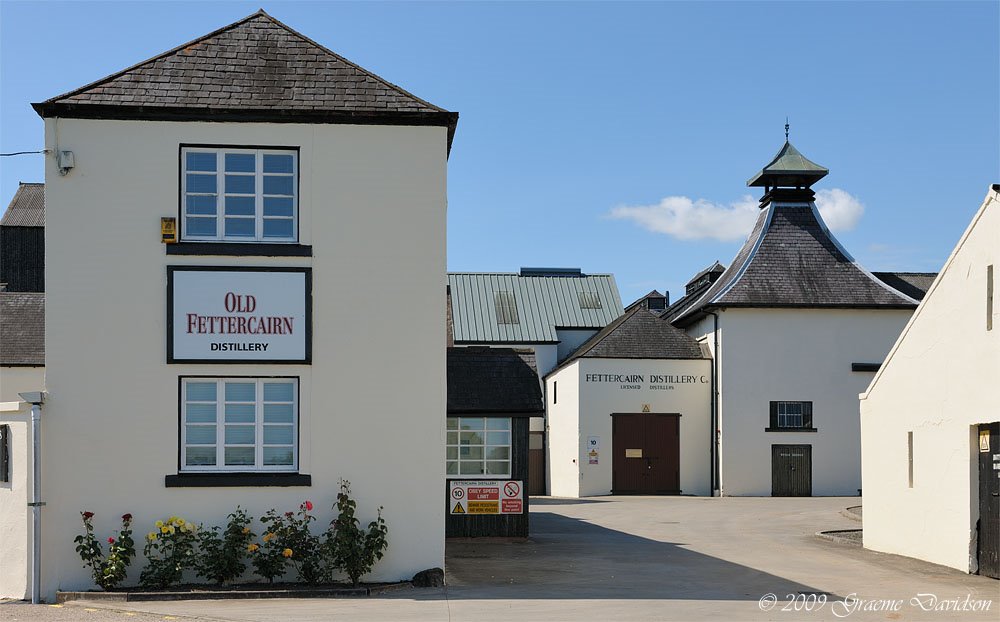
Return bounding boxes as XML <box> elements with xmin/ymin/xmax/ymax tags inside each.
<box><xmin>611</xmin><ymin>412</ymin><xmax>682</xmax><ymax>495</ymax></box>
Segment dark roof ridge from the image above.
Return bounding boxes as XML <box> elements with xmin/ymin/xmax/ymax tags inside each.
<box><xmin>40</xmin><ymin>12</ymin><xmax>448</xmax><ymax>115</ymax></box>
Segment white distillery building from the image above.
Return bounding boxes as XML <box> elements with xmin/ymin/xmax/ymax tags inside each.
<box><xmin>667</xmin><ymin>140</ymin><xmax>931</xmax><ymax>497</ymax></box>
<box><xmin>0</xmin><ymin>10</ymin><xmax>455</xmax><ymax>600</ymax></box>
<box><xmin>546</xmin><ymin>306</ymin><xmax>711</xmax><ymax>497</ymax></box>
<box><xmin>860</xmin><ymin>185</ymin><xmax>999</xmax><ymax>579</ymax></box>
<box><xmin>447</xmin><ymin>269</ymin><xmax>623</xmax><ymax>494</ymax></box>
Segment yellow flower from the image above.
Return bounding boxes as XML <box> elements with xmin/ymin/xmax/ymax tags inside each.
<box><xmin>160</xmin><ymin>526</ymin><xmax>169</xmax><ymax>534</ymax></box>
<box><xmin>175</xmin><ymin>518</ymin><xmax>185</xmax><ymax>527</ymax></box>
<box><xmin>167</xmin><ymin>525</ymin><xmax>176</xmax><ymax>534</ymax></box>
<box><xmin>242</xmin><ymin>527</ymin><xmax>251</xmax><ymax>535</ymax></box>
<box><xmin>146</xmin><ymin>532</ymin><xmax>158</xmax><ymax>541</ymax></box>
<box><xmin>155</xmin><ymin>520</ymin><xmax>163</xmax><ymax>528</ymax></box>
<box><xmin>247</xmin><ymin>543</ymin><xmax>259</xmax><ymax>553</ymax></box>
<box><xmin>262</xmin><ymin>532</ymin><xmax>274</xmax><ymax>543</ymax></box>
<box><xmin>282</xmin><ymin>548</ymin><xmax>293</xmax><ymax>558</ymax></box>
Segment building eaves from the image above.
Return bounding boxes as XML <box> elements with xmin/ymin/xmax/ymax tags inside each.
<box><xmin>671</xmin><ymin>203</ymin><xmax>918</xmax><ymax>326</ymax></box>
<box><xmin>1</xmin><ymin>183</ymin><xmax>45</xmax><ymax>227</ymax></box>
<box><xmin>0</xmin><ymin>292</ymin><xmax>44</xmax><ymax>366</ymax></box>
<box><xmin>31</xmin><ymin>10</ymin><xmax>459</xmax><ymax>151</ymax></box>
<box><xmin>447</xmin><ymin>347</ymin><xmax>544</xmax><ymax>415</ymax></box>
<box><xmin>547</xmin><ymin>306</ymin><xmax>705</xmax><ymax>379</ymax></box>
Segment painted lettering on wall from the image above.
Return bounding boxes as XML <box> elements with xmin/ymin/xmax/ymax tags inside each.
<box><xmin>169</xmin><ymin>268</ymin><xmax>310</xmax><ymax>362</ymax></box>
<box><xmin>584</xmin><ymin>373</ymin><xmax>708</xmax><ymax>391</ymax></box>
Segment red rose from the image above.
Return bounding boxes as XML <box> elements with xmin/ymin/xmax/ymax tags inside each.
<box><xmin>82</xmin><ymin>511</ymin><xmax>95</xmax><ymax>519</ymax></box>
<box><xmin>107</xmin><ymin>537</ymin><xmax>115</xmax><ymax>544</ymax></box>
<box><xmin>121</xmin><ymin>513</ymin><xmax>133</xmax><ymax>522</ymax></box>
<box><xmin>304</xmin><ymin>501</ymin><xmax>313</xmax><ymax>511</ymax></box>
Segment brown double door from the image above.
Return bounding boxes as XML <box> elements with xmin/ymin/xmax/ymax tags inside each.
<box><xmin>612</xmin><ymin>413</ymin><xmax>680</xmax><ymax>494</ymax></box>
<box><xmin>771</xmin><ymin>444</ymin><xmax>812</xmax><ymax>497</ymax></box>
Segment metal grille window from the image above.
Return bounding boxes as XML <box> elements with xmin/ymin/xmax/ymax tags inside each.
<box><xmin>578</xmin><ymin>291</ymin><xmax>602</xmax><ymax>309</ymax></box>
<box><xmin>0</xmin><ymin>425</ymin><xmax>9</xmax><ymax>483</ymax></box>
<box><xmin>182</xmin><ymin>147</ymin><xmax>297</xmax><ymax>242</ymax></box>
<box><xmin>495</xmin><ymin>291</ymin><xmax>519</xmax><ymax>324</ymax></box>
<box><xmin>182</xmin><ymin>378</ymin><xmax>297</xmax><ymax>472</ymax></box>
<box><xmin>446</xmin><ymin>417</ymin><xmax>511</xmax><ymax>477</ymax></box>
<box><xmin>769</xmin><ymin>401</ymin><xmax>813</xmax><ymax>430</ymax></box>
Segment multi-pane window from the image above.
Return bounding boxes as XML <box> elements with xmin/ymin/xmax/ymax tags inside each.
<box><xmin>446</xmin><ymin>417</ymin><xmax>511</xmax><ymax>477</ymax></box>
<box><xmin>182</xmin><ymin>147</ymin><xmax>297</xmax><ymax>242</ymax></box>
<box><xmin>768</xmin><ymin>401</ymin><xmax>813</xmax><ymax>430</ymax></box>
<box><xmin>182</xmin><ymin>378</ymin><xmax>297</xmax><ymax>472</ymax></box>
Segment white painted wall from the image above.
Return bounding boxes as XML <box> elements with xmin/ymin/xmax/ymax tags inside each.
<box><xmin>0</xmin><ymin>401</ymin><xmax>31</xmax><ymax>599</ymax></box>
<box><xmin>555</xmin><ymin>329</ymin><xmax>598</xmax><ymax>363</ymax></box>
<box><xmin>33</xmin><ymin>118</ymin><xmax>447</xmax><ymax>599</ymax></box>
<box><xmin>546</xmin><ymin>358</ymin><xmax>712</xmax><ymax>497</ymax></box>
<box><xmin>0</xmin><ymin>367</ymin><xmax>45</xmax><ymax>403</ymax></box>
<box><xmin>861</xmin><ymin>187</ymin><xmax>999</xmax><ymax>573</ymax></box>
<box><xmin>707</xmin><ymin>308</ymin><xmax>913</xmax><ymax>496</ymax></box>
<box><xmin>545</xmin><ymin>363</ymin><xmax>580</xmax><ymax>497</ymax></box>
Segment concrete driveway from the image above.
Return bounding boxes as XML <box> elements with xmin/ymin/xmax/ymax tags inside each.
<box><xmin>37</xmin><ymin>496</ymin><xmax>1000</xmax><ymax>621</ymax></box>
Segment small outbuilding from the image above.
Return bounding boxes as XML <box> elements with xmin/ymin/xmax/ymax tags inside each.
<box><xmin>860</xmin><ymin>184</ymin><xmax>999</xmax><ymax>579</ymax></box>
<box><xmin>546</xmin><ymin>306</ymin><xmax>711</xmax><ymax>497</ymax></box>
<box><xmin>446</xmin><ymin>347</ymin><xmax>542</xmax><ymax>537</ymax></box>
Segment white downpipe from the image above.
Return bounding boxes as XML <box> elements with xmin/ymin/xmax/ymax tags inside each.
<box><xmin>30</xmin><ymin>402</ymin><xmax>41</xmax><ymax>604</ymax></box>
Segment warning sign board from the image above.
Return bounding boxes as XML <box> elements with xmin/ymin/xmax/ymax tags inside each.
<box><xmin>449</xmin><ymin>480</ymin><xmax>523</xmax><ymax>515</ymax></box>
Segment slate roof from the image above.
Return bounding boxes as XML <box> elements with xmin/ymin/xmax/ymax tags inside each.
<box><xmin>448</xmin><ymin>272</ymin><xmax>623</xmax><ymax>343</ymax></box>
<box><xmin>447</xmin><ymin>348</ymin><xmax>543</xmax><ymax>415</ymax></box>
<box><xmin>872</xmin><ymin>272</ymin><xmax>937</xmax><ymax>301</ymax></box>
<box><xmin>748</xmin><ymin>141</ymin><xmax>829</xmax><ymax>188</ymax></box>
<box><xmin>671</xmin><ymin>203</ymin><xmax>919</xmax><ymax>325</ymax></box>
<box><xmin>0</xmin><ymin>292</ymin><xmax>44</xmax><ymax>366</ymax></box>
<box><xmin>1</xmin><ymin>183</ymin><xmax>44</xmax><ymax>227</ymax></box>
<box><xmin>549</xmin><ymin>306</ymin><xmax>705</xmax><ymax>377</ymax></box>
<box><xmin>32</xmin><ymin>11</ymin><xmax>458</xmax><ymax>149</ymax></box>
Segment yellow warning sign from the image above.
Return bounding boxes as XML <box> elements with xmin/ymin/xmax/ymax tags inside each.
<box><xmin>452</xmin><ymin>502</ymin><xmax>465</xmax><ymax>514</ymax></box>
<box><xmin>467</xmin><ymin>501</ymin><xmax>500</xmax><ymax>514</ymax></box>
<box><xmin>642</xmin><ymin>404</ymin><xmax>651</xmax><ymax>413</ymax></box>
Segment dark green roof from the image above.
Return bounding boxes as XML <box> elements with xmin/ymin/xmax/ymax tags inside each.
<box><xmin>747</xmin><ymin>141</ymin><xmax>828</xmax><ymax>188</ymax></box>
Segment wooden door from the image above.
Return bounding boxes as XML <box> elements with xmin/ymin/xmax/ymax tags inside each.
<box><xmin>978</xmin><ymin>423</ymin><xmax>1000</xmax><ymax>579</ymax></box>
<box><xmin>771</xmin><ymin>444</ymin><xmax>812</xmax><ymax>497</ymax></box>
<box><xmin>612</xmin><ymin>414</ymin><xmax>680</xmax><ymax>495</ymax></box>
<box><xmin>528</xmin><ymin>431</ymin><xmax>546</xmax><ymax>496</ymax></box>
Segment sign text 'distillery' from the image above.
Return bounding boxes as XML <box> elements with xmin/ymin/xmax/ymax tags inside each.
<box><xmin>169</xmin><ymin>268</ymin><xmax>311</xmax><ymax>362</ymax></box>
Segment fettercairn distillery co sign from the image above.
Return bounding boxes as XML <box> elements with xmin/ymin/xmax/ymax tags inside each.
<box><xmin>167</xmin><ymin>267</ymin><xmax>312</xmax><ymax>363</ymax></box>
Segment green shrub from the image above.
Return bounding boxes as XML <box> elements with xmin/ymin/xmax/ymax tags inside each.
<box><xmin>193</xmin><ymin>507</ymin><xmax>255</xmax><ymax>585</ymax></box>
<box><xmin>140</xmin><ymin>516</ymin><xmax>198</xmax><ymax>588</ymax></box>
<box><xmin>325</xmin><ymin>480</ymin><xmax>389</xmax><ymax>587</ymax></box>
<box><xmin>73</xmin><ymin>511</ymin><xmax>136</xmax><ymax>590</ymax></box>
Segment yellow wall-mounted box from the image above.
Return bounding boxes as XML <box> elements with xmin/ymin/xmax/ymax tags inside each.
<box><xmin>161</xmin><ymin>217</ymin><xmax>177</xmax><ymax>244</ymax></box>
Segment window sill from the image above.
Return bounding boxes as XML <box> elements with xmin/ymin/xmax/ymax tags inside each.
<box><xmin>166</xmin><ymin>243</ymin><xmax>312</xmax><ymax>257</ymax></box>
<box><xmin>764</xmin><ymin>427</ymin><xmax>818</xmax><ymax>433</ymax></box>
<box><xmin>164</xmin><ymin>473</ymin><xmax>311</xmax><ymax>487</ymax></box>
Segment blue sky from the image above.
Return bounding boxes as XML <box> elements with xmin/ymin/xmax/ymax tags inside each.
<box><xmin>2</xmin><ymin>1</ymin><xmax>997</xmax><ymax>304</ymax></box>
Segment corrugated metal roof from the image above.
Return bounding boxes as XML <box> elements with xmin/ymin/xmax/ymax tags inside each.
<box><xmin>448</xmin><ymin>272</ymin><xmax>623</xmax><ymax>343</ymax></box>
<box><xmin>1</xmin><ymin>183</ymin><xmax>45</xmax><ymax>227</ymax></box>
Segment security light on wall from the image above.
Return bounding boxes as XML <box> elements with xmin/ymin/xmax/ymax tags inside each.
<box><xmin>57</xmin><ymin>150</ymin><xmax>74</xmax><ymax>176</ymax></box>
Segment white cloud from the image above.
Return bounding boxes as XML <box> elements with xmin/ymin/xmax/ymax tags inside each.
<box><xmin>608</xmin><ymin>188</ymin><xmax>864</xmax><ymax>242</ymax></box>
<box><xmin>814</xmin><ymin>188</ymin><xmax>865</xmax><ymax>232</ymax></box>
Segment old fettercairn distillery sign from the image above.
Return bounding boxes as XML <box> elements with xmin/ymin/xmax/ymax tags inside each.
<box><xmin>584</xmin><ymin>373</ymin><xmax>708</xmax><ymax>391</ymax></box>
<box><xmin>168</xmin><ymin>267</ymin><xmax>312</xmax><ymax>363</ymax></box>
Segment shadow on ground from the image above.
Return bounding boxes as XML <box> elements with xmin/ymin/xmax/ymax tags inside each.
<box><xmin>444</xmin><ymin>510</ymin><xmax>828</xmax><ymax>600</ymax></box>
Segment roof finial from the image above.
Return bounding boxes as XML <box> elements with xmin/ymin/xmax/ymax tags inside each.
<box><xmin>785</xmin><ymin>117</ymin><xmax>790</xmax><ymax>141</ymax></box>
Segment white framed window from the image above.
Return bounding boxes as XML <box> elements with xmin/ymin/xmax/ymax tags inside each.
<box><xmin>769</xmin><ymin>400</ymin><xmax>813</xmax><ymax>430</ymax></box>
<box><xmin>181</xmin><ymin>378</ymin><xmax>298</xmax><ymax>472</ymax></box>
<box><xmin>182</xmin><ymin>147</ymin><xmax>297</xmax><ymax>242</ymax></box>
<box><xmin>446</xmin><ymin>417</ymin><xmax>511</xmax><ymax>477</ymax></box>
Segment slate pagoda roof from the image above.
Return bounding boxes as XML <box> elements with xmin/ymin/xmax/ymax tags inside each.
<box><xmin>32</xmin><ymin>11</ymin><xmax>458</xmax><ymax>150</ymax></box>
